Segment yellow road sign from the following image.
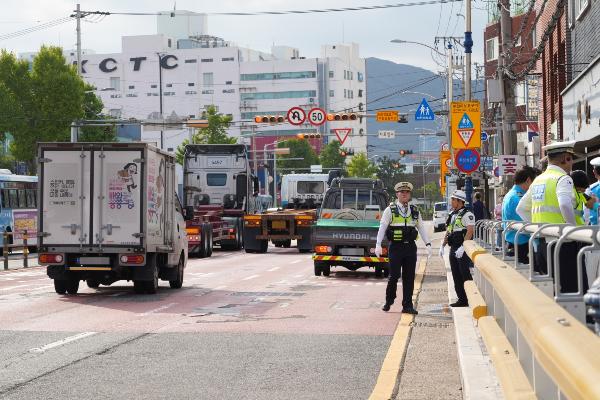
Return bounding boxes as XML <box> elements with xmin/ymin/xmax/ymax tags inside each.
<box><xmin>450</xmin><ymin>101</ymin><xmax>481</xmax><ymax>149</ymax></box>
<box><xmin>440</xmin><ymin>150</ymin><xmax>451</xmax><ymax>195</ymax></box>
<box><xmin>376</xmin><ymin>110</ymin><xmax>399</xmax><ymax>122</ymax></box>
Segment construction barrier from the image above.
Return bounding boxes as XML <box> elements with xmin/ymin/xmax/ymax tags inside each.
<box><xmin>3</xmin><ymin>230</ymin><xmax>31</xmax><ymax>270</ymax></box>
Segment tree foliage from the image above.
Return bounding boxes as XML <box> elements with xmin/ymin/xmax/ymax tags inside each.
<box><xmin>175</xmin><ymin>105</ymin><xmax>236</xmax><ymax>165</ymax></box>
<box><xmin>319</xmin><ymin>140</ymin><xmax>346</xmax><ymax>171</ymax></box>
<box><xmin>347</xmin><ymin>152</ymin><xmax>378</xmax><ymax>178</ymax></box>
<box><xmin>376</xmin><ymin>156</ymin><xmax>407</xmax><ymax>197</ymax></box>
<box><xmin>78</xmin><ymin>84</ymin><xmax>117</xmax><ymax>142</ymax></box>
<box><xmin>275</xmin><ymin>139</ymin><xmax>319</xmax><ymax>171</ymax></box>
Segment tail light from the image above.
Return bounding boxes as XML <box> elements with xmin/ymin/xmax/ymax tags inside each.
<box><xmin>244</xmin><ymin>215</ymin><xmax>262</xmax><ymax>227</ymax></box>
<box><xmin>369</xmin><ymin>247</ymin><xmax>388</xmax><ymax>256</ymax></box>
<box><xmin>39</xmin><ymin>253</ymin><xmax>64</xmax><ymax>264</ymax></box>
<box><xmin>120</xmin><ymin>255</ymin><xmax>145</xmax><ymax>264</ymax></box>
<box><xmin>295</xmin><ymin>215</ymin><xmax>314</xmax><ymax>226</ymax></box>
<box><xmin>315</xmin><ymin>245</ymin><xmax>333</xmax><ymax>254</ymax></box>
<box><xmin>186</xmin><ymin>227</ymin><xmax>200</xmax><ymax>235</ymax></box>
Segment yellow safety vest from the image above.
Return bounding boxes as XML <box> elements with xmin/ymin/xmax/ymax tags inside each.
<box><xmin>530</xmin><ymin>169</ymin><xmax>566</xmax><ymax>223</ymax></box>
<box><xmin>388</xmin><ymin>203</ymin><xmax>418</xmax><ymax>242</ymax></box>
<box><xmin>574</xmin><ymin>191</ymin><xmax>586</xmax><ymax>226</ymax></box>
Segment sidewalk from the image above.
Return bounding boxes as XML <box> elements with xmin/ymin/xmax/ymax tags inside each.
<box><xmin>0</xmin><ymin>254</ymin><xmax>40</xmax><ymax>272</ymax></box>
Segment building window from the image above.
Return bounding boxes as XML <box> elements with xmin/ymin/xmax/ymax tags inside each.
<box><xmin>344</xmin><ymin>89</ymin><xmax>347</xmax><ymax>98</ymax></box>
<box><xmin>225</xmin><ymin>81</ymin><xmax>232</xmax><ymax>85</ymax></box>
<box><xmin>125</xmin><ymin>93</ymin><xmax>137</xmax><ymax>98</ymax></box>
<box><xmin>515</xmin><ymin>81</ymin><xmax>526</xmax><ymax>106</ymax></box>
<box><xmin>185</xmin><ymin>90</ymin><xmax>197</xmax><ymax>95</ymax></box>
<box><xmin>329</xmin><ymin>90</ymin><xmax>334</xmax><ymax>97</ymax></box>
<box><xmin>189</xmin><ymin>114</ymin><xmax>196</xmax><ymax>118</ymax></box>
<box><xmin>164</xmin><ymin>92</ymin><xmax>175</xmax><ymax>96</ymax></box>
<box><xmin>201</xmin><ymin>58</ymin><xmax>213</xmax><ymax>62</ymax></box>
<box><xmin>240</xmin><ymin>90</ymin><xmax>317</xmax><ymax>100</ymax></box>
<box><xmin>329</xmin><ymin>70</ymin><xmax>334</xmax><ymax>78</ymax></box>
<box><xmin>201</xmin><ymin>89</ymin><xmax>214</xmax><ymax>94</ymax></box>
<box><xmin>240</xmin><ymin>71</ymin><xmax>316</xmax><ymax>81</ymax></box>
<box><xmin>485</xmin><ymin>37</ymin><xmax>498</xmax><ymax>61</ymax></box>
<box><xmin>222</xmin><ymin>57</ymin><xmax>235</xmax><ymax>61</ymax></box>
<box><xmin>150</xmin><ymin>84</ymin><xmax>157</xmax><ymax>89</ymax></box>
<box><xmin>184</xmin><ymin>59</ymin><xmax>197</xmax><ymax>63</ymax></box>
<box><xmin>576</xmin><ymin>0</ymin><xmax>590</xmax><ymax>19</ymax></box>
<box><xmin>109</xmin><ymin>77</ymin><xmax>120</xmax><ymax>91</ymax></box>
<box><xmin>344</xmin><ymin>70</ymin><xmax>347</xmax><ymax>79</ymax></box>
<box><xmin>357</xmin><ymin>72</ymin><xmax>364</xmax><ymax>82</ymax></box>
<box><xmin>203</xmin><ymin>72</ymin><xmax>214</xmax><ymax>86</ymax></box>
<box><xmin>358</xmin><ymin>89</ymin><xmax>363</xmax><ymax>97</ymax></box>
<box><xmin>241</xmin><ymin>111</ymin><xmax>287</xmax><ymax>119</ymax></box>
<box><xmin>222</xmin><ymin>89</ymin><xmax>235</xmax><ymax>94</ymax></box>
<box><xmin>109</xmin><ymin>109</ymin><xmax>121</xmax><ymax>118</ymax></box>
<box><xmin>166</xmin><ymin>83</ymin><xmax>173</xmax><ymax>88</ymax></box>
<box><xmin>128</xmin><ymin>85</ymin><xmax>135</xmax><ymax>90</ymax></box>
<box><xmin>188</xmin><ymin>83</ymin><xmax>195</xmax><ymax>87</ymax></box>
<box><xmin>168</xmin><ymin>38</ymin><xmax>172</xmax><ymax>48</ymax></box>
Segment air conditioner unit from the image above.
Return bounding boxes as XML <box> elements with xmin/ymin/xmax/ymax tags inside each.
<box><xmin>309</xmin><ymin>98</ymin><xmax>314</xmax><ymax>103</ymax></box>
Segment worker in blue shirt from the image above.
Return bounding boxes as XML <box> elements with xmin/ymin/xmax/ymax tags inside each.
<box><xmin>502</xmin><ymin>166</ymin><xmax>539</xmax><ymax>264</ymax></box>
<box><xmin>587</xmin><ymin>157</ymin><xmax>600</xmax><ymax>225</ymax></box>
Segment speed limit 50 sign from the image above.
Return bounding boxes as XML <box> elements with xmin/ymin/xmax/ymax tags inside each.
<box><xmin>307</xmin><ymin>108</ymin><xmax>326</xmax><ymax>126</ymax></box>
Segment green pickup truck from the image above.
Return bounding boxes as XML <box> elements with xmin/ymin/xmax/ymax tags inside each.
<box><xmin>312</xmin><ymin>178</ymin><xmax>390</xmax><ymax>277</ymax></box>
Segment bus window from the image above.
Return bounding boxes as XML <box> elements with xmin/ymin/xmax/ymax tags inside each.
<box><xmin>26</xmin><ymin>190</ymin><xmax>36</xmax><ymax>208</ymax></box>
<box><xmin>8</xmin><ymin>190</ymin><xmax>18</xmax><ymax>209</ymax></box>
<box><xmin>1</xmin><ymin>190</ymin><xmax>7</xmax><ymax>208</ymax></box>
<box><xmin>17</xmin><ymin>189</ymin><xmax>26</xmax><ymax>209</ymax></box>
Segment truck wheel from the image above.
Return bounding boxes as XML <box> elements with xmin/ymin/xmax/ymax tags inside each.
<box><xmin>235</xmin><ymin>218</ymin><xmax>243</xmax><ymax>250</ymax></box>
<box><xmin>54</xmin><ymin>279</ymin><xmax>67</xmax><ymax>294</ymax></box>
<box><xmin>322</xmin><ymin>264</ymin><xmax>331</xmax><ymax>277</ymax></box>
<box><xmin>169</xmin><ymin>256</ymin><xmax>184</xmax><ymax>289</ymax></box>
<box><xmin>86</xmin><ymin>279</ymin><xmax>100</xmax><ymax>288</ymax></box>
<box><xmin>133</xmin><ymin>281</ymin><xmax>145</xmax><ymax>294</ymax></box>
<box><xmin>66</xmin><ymin>279</ymin><xmax>79</xmax><ymax>295</ymax></box>
<box><xmin>144</xmin><ymin>255</ymin><xmax>159</xmax><ymax>294</ymax></box>
<box><xmin>258</xmin><ymin>239</ymin><xmax>268</xmax><ymax>253</ymax></box>
<box><xmin>375</xmin><ymin>267</ymin><xmax>383</xmax><ymax>278</ymax></box>
<box><xmin>206</xmin><ymin>229</ymin><xmax>213</xmax><ymax>257</ymax></box>
<box><xmin>198</xmin><ymin>227</ymin><xmax>208</xmax><ymax>258</ymax></box>
<box><xmin>313</xmin><ymin>262</ymin><xmax>323</xmax><ymax>276</ymax></box>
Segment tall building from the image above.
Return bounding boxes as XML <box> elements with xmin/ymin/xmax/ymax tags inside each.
<box><xmin>53</xmin><ymin>11</ymin><xmax>366</xmax><ymax>155</ymax></box>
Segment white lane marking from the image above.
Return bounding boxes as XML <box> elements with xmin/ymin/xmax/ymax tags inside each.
<box><xmin>137</xmin><ymin>303</ymin><xmax>177</xmax><ymax>317</ymax></box>
<box><xmin>0</xmin><ymin>284</ymin><xmax>33</xmax><ymax>291</ymax></box>
<box><xmin>29</xmin><ymin>332</ymin><xmax>97</xmax><ymax>353</ymax></box>
<box><xmin>291</xmin><ymin>260</ymin><xmax>303</xmax><ymax>264</ymax></box>
<box><xmin>267</xmin><ymin>267</ymin><xmax>280</xmax><ymax>272</ymax></box>
<box><xmin>213</xmin><ymin>285</ymin><xmax>228</xmax><ymax>290</ymax></box>
<box><xmin>242</xmin><ymin>274</ymin><xmax>260</xmax><ymax>281</ymax></box>
<box><xmin>279</xmin><ymin>302</ymin><xmax>290</xmax><ymax>308</ymax></box>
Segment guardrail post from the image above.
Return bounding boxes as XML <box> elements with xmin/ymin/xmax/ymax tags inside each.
<box><xmin>584</xmin><ymin>277</ymin><xmax>600</xmax><ymax>335</ymax></box>
<box><xmin>22</xmin><ymin>230</ymin><xmax>28</xmax><ymax>268</ymax></box>
<box><xmin>3</xmin><ymin>232</ymin><xmax>7</xmax><ymax>270</ymax></box>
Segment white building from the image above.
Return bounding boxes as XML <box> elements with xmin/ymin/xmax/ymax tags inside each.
<box><xmin>47</xmin><ymin>11</ymin><xmax>366</xmax><ymax>155</ymax></box>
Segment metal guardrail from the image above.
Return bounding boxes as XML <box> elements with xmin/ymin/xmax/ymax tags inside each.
<box><xmin>2</xmin><ymin>230</ymin><xmax>31</xmax><ymax>270</ymax></box>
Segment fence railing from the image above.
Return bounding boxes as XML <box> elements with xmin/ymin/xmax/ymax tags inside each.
<box><xmin>2</xmin><ymin>230</ymin><xmax>31</xmax><ymax>270</ymax></box>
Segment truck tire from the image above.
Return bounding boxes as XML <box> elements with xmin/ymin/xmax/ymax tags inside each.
<box><xmin>198</xmin><ymin>226</ymin><xmax>208</xmax><ymax>258</ymax></box>
<box><xmin>133</xmin><ymin>281</ymin><xmax>145</xmax><ymax>294</ymax></box>
<box><xmin>206</xmin><ymin>229</ymin><xmax>213</xmax><ymax>257</ymax></box>
<box><xmin>313</xmin><ymin>261</ymin><xmax>323</xmax><ymax>276</ymax></box>
<box><xmin>144</xmin><ymin>254</ymin><xmax>159</xmax><ymax>294</ymax></box>
<box><xmin>375</xmin><ymin>266</ymin><xmax>383</xmax><ymax>278</ymax></box>
<box><xmin>66</xmin><ymin>279</ymin><xmax>79</xmax><ymax>295</ymax></box>
<box><xmin>86</xmin><ymin>279</ymin><xmax>100</xmax><ymax>289</ymax></box>
<box><xmin>258</xmin><ymin>239</ymin><xmax>268</xmax><ymax>253</ymax></box>
<box><xmin>322</xmin><ymin>264</ymin><xmax>331</xmax><ymax>277</ymax></box>
<box><xmin>235</xmin><ymin>218</ymin><xmax>243</xmax><ymax>250</ymax></box>
<box><xmin>169</xmin><ymin>256</ymin><xmax>184</xmax><ymax>289</ymax></box>
<box><xmin>54</xmin><ymin>279</ymin><xmax>67</xmax><ymax>294</ymax></box>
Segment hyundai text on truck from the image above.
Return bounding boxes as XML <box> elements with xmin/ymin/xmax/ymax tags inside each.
<box><xmin>312</xmin><ymin>178</ymin><xmax>390</xmax><ymax>277</ymax></box>
<box><xmin>183</xmin><ymin>144</ymin><xmax>260</xmax><ymax>256</ymax></box>
<box><xmin>38</xmin><ymin>142</ymin><xmax>188</xmax><ymax>295</ymax></box>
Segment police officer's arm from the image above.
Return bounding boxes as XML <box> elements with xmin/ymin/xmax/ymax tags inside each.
<box><xmin>516</xmin><ymin>189</ymin><xmax>532</xmax><ymax>221</ymax></box>
<box><xmin>416</xmin><ymin>213</ymin><xmax>431</xmax><ymax>246</ymax></box>
<box><xmin>376</xmin><ymin>206</ymin><xmax>392</xmax><ymax>246</ymax></box>
<box><xmin>557</xmin><ymin>176</ymin><xmax>576</xmax><ymax>224</ymax></box>
<box><xmin>463</xmin><ymin>211</ymin><xmax>476</xmax><ymax>241</ymax></box>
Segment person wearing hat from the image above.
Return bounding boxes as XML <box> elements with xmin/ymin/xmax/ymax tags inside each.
<box><xmin>516</xmin><ymin>141</ymin><xmax>577</xmax><ymax>275</ymax></box>
<box><xmin>376</xmin><ymin>181</ymin><xmax>432</xmax><ymax>314</ymax></box>
<box><xmin>440</xmin><ymin>189</ymin><xmax>476</xmax><ymax>307</ymax></box>
<box><xmin>586</xmin><ymin>157</ymin><xmax>600</xmax><ymax>225</ymax></box>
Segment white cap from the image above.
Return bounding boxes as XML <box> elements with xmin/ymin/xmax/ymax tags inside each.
<box><xmin>542</xmin><ymin>140</ymin><xmax>576</xmax><ymax>156</ymax></box>
<box><xmin>451</xmin><ymin>190</ymin><xmax>467</xmax><ymax>202</ymax></box>
<box><xmin>590</xmin><ymin>157</ymin><xmax>600</xmax><ymax>166</ymax></box>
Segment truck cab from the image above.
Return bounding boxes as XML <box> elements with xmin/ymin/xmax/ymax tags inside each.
<box><xmin>280</xmin><ymin>174</ymin><xmax>329</xmax><ymax>209</ymax></box>
<box><xmin>312</xmin><ymin>178</ymin><xmax>390</xmax><ymax>277</ymax></box>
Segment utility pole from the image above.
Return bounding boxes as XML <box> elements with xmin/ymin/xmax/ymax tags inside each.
<box><xmin>499</xmin><ymin>0</ymin><xmax>517</xmax><ymax>190</ymax></box>
<box><xmin>463</xmin><ymin>0</ymin><xmax>474</xmax><ymax>207</ymax></box>
<box><xmin>157</xmin><ymin>53</ymin><xmax>164</xmax><ymax>149</ymax></box>
<box><xmin>75</xmin><ymin>3</ymin><xmax>82</xmax><ymax>76</ymax></box>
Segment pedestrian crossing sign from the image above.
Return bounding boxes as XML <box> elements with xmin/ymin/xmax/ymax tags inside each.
<box><xmin>415</xmin><ymin>98</ymin><xmax>435</xmax><ymax>121</ymax></box>
<box><xmin>450</xmin><ymin>101</ymin><xmax>481</xmax><ymax>149</ymax></box>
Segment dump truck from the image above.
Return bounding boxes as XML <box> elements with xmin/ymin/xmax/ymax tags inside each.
<box><xmin>183</xmin><ymin>144</ymin><xmax>261</xmax><ymax>256</ymax></box>
<box><xmin>37</xmin><ymin>142</ymin><xmax>188</xmax><ymax>295</ymax></box>
<box><xmin>311</xmin><ymin>177</ymin><xmax>390</xmax><ymax>277</ymax></box>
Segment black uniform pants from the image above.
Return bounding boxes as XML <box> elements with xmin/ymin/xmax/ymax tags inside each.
<box><xmin>535</xmin><ymin>239</ymin><xmax>589</xmax><ymax>293</ymax></box>
<box><xmin>385</xmin><ymin>241</ymin><xmax>417</xmax><ymax>308</ymax></box>
<box><xmin>449</xmin><ymin>246</ymin><xmax>473</xmax><ymax>303</ymax></box>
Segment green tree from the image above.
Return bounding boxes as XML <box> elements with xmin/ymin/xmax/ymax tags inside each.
<box><xmin>347</xmin><ymin>152</ymin><xmax>378</xmax><ymax>178</ymax></box>
<box><xmin>175</xmin><ymin>105</ymin><xmax>236</xmax><ymax>165</ymax></box>
<box><xmin>0</xmin><ymin>46</ymin><xmax>87</xmax><ymax>172</ymax></box>
<box><xmin>319</xmin><ymin>140</ymin><xmax>346</xmax><ymax>171</ymax></box>
<box><xmin>418</xmin><ymin>181</ymin><xmax>443</xmax><ymax>212</ymax></box>
<box><xmin>276</xmin><ymin>139</ymin><xmax>319</xmax><ymax>171</ymax></box>
<box><xmin>78</xmin><ymin>84</ymin><xmax>117</xmax><ymax>142</ymax></box>
<box><xmin>376</xmin><ymin>156</ymin><xmax>407</xmax><ymax>197</ymax></box>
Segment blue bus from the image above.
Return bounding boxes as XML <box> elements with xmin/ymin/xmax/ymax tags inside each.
<box><xmin>0</xmin><ymin>171</ymin><xmax>38</xmax><ymax>247</ymax></box>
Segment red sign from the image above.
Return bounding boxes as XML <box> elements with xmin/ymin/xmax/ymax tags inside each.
<box><xmin>286</xmin><ymin>107</ymin><xmax>306</xmax><ymax>125</ymax></box>
<box><xmin>454</xmin><ymin>149</ymin><xmax>480</xmax><ymax>173</ymax></box>
<box><xmin>333</xmin><ymin>128</ymin><xmax>351</xmax><ymax>145</ymax></box>
<box><xmin>307</xmin><ymin>108</ymin><xmax>326</xmax><ymax>126</ymax></box>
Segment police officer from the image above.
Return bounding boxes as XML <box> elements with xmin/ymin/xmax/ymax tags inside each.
<box><xmin>440</xmin><ymin>190</ymin><xmax>475</xmax><ymax>307</ymax></box>
<box><xmin>375</xmin><ymin>182</ymin><xmax>432</xmax><ymax>314</ymax></box>
<box><xmin>587</xmin><ymin>157</ymin><xmax>600</xmax><ymax>225</ymax></box>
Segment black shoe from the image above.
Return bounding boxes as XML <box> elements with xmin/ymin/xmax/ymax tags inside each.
<box><xmin>450</xmin><ymin>301</ymin><xmax>469</xmax><ymax>307</ymax></box>
<box><xmin>382</xmin><ymin>303</ymin><xmax>392</xmax><ymax>312</ymax></box>
<box><xmin>401</xmin><ymin>307</ymin><xmax>418</xmax><ymax>315</ymax></box>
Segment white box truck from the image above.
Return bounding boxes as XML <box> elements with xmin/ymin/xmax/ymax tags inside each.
<box><xmin>37</xmin><ymin>143</ymin><xmax>188</xmax><ymax>295</ymax></box>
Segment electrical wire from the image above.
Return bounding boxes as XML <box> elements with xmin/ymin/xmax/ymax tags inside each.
<box><xmin>0</xmin><ymin>16</ymin><xmax>74</xmax><ymax>41</ymax></box>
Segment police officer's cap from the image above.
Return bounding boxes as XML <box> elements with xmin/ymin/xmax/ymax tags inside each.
<box><xmin>590</xmin><ymin>157</ymin><xmax>600</xmax><ymax>166</ymax></box>
<box><xmin>394</xmin><ymin>182</ymin><xmax>413</xmax><ymax>192</ymax></box>
<box><xmin>450</xmin><ymin>190</ymin><xmax>467</xmax><ymax>202</ymax></box>
<box><xmin>542</xmin><ymin>140</ymin><xmax>576</xmax><ymax>156</ymax></box>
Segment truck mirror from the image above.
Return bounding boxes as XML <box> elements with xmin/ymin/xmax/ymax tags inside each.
<box><xmin>184</xmin><ymin>206</ymin><xmax>195</xmax><ymax>221</ymax></box>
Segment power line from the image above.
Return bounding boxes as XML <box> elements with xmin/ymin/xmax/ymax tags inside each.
<box><xmin>0</xmin><ymin>16</ymin><xmax>74</xmax><ymax>41</ymax></box>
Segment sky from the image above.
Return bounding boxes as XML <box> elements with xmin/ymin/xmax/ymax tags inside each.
<box><xmin>0</xmin><ymin>0</ymin><xmax>490</xmax><ymax>73</ymax></box>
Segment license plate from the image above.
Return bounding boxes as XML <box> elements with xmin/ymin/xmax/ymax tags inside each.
<box><xmin>339</xmin><ymin>248</ymin><xmax>364</xmax><ymax>256</ymax></box>
<box><xmin>77</xmin><ymin>257</ymin><xmax>110</xmax><ymax>265</ymax></box>
<box><xmin>272</xmin><ymin>220</ymin><xmax>286</xmax><ymax>230</ymax></box>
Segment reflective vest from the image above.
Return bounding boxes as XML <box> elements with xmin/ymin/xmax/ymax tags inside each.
<box><xmin>446</xmin><ymin>207</ymin><xmax>469</xmax><ymax>247</ymax></box>
<box><xmin>386</xmin><ymin>203</ymin><xmax>419</xmax><ymax>243</ymax></box>
<box><xmin>574</xmin><ymin>190</ymin><xmax>586</xmax><ymax>226</ymax></box>
<box><xmin>530</xmin><ymin>168</ymin><xmax>566</xmax><ymax>223</ymax></box>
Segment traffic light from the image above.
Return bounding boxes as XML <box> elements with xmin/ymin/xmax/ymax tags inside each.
<box><xmin>399</xmin><ymin>149</ymin><xmax>413</xmax><ymax>156</ymax></box>
<box><xmin>340</xmin><ymin>148</ymin><xmax>355</xmax><ymax>157</ymax></box>
<box><xmin>398</xmin><ymin>115</ymin><xmax>408</xmax><ymax>123</ymax></box>
<box><xmin>296</xmin><ymin>133</ymin><xmax>322</xmax><ymax>139</ymax></box>
<box><xmin>327</xmin><ymin>113</ymin><xmax>358</xmax><ymax>121</ymax></box>
<box><xmin>254</xmin><ymin>115</ymin><xmax>285</xmax><ymax>123</ymax></box>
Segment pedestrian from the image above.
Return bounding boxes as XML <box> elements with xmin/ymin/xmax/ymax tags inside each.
<box><xmin>516</xmin><ymin>141</ymin><xmax>580</xmax><ymax>291</ymax></box>
<box><xmin>440</xmin><ymin>190</ymin><xmax>475</xmax><ymax>307</ymax></box>
<box><xmin>472</xmin><ymin>192</ymin><xmax>488</xmax><ymax>221</ymax></box>
<box><xmin>571</xmin><ymin>170</ymin><xmax>594</xmax><ymax>225</ymax></box>
<box><xmin>587</xmin><ymin>157</ymin><xmax>600</xmax><ymax>225</ymax></box>
<box><xmin>502</xmin><ymin>166</ymin><xmax>539</xmax><ymax>264</ymax></box>
<box><xmin>376</xmin><ymin>182</ymin><xmax>432</xmax><ymax>314</ymax></box>
<box><xmin>494</xmin><ymin>195</ymin><xmax>504</xmax><ymax>251</ymax></box>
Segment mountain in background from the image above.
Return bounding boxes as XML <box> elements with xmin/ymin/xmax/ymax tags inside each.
<box><xmin>365</xmin><ymin>57</ymin><xmax>484</xmax><ymax>159</ymax></box>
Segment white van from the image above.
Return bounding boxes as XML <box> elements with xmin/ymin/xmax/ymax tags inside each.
<box><xmin>433</xmin><ymin>202</ymin><xmax>449</xmax><ymax>232</ymax></box>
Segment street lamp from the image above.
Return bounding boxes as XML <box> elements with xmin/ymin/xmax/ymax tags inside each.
<box><xmin>390</xmin><ymin>39</ymin><xmax>445</xmax><ymax>57</ymax></box>
<box><xmin>263</xmin><ymin>140</ymin><xmax>287</xmax><ymax>208</ymax></box>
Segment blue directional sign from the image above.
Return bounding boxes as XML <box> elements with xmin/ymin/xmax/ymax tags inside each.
<box><xmin>481</xmin><ymin>131</ymin><xmax>489</xmax><ymax>142</ymax></box>
<box><xmin>415</xmin><ymin>98</ymin><xmax>435</xmax><ymax>121</ymax></box>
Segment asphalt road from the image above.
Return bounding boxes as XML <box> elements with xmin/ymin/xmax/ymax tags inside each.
<box><xmin>0</xmin><ymin>244</ymin><xmax>406</xmax><ymax>399</ymax></box>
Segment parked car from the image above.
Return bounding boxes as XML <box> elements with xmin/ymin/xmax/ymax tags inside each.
<box><xmin>433</xmin><ymin>202</ymin><xmax>448</xmax><ymax>232</ymax></box>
